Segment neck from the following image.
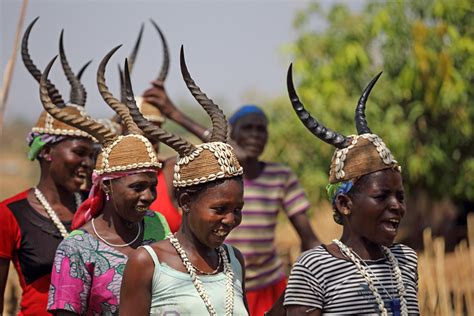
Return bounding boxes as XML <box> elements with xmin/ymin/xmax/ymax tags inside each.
<box><xmin>99</xmin><ymin>204</ymin><xmax>137</xmax><ymax>235</ymax></box>
<box><xmin>240</xmin><ymin>157</ymin><xmax>262</xmax><ymax>180</ymax></box>
<box><xmin>36</xmin><ymin>178</ymin><xmax>76</xmax><ymax>208</ymax></box>
<box><xmin>339</xmin><ymin>229</ymin><xmax>384</xmax><ymax>260</ymax></box>
<box><xmin>176</xmin><ymin>224</ymin><xmax>216</xmax><ymax>257</ymax></box>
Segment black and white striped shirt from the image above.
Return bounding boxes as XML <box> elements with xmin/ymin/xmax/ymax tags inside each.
<box><xmin>284</xmin><ymin>243</ymin><xmax>419</xmax><ymax>315</ymax></box>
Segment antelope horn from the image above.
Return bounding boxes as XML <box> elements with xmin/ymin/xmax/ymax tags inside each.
<box><xmin>180</xmin><ymin>46</ymin><xmax>227</xmax><ymax>142</ymax></box>
<box><xmin>77</xmin><ymin>60</ymin><xmax>92</xmax><ymax>81</ymax></box>
<box><xmin>122</xmin><ymin>58</ymin><xmax>196</xmax><ymax>156</ymax></box>
<box><xmin>97</xmin><ymin>45</ymin><xmax>142</xmax><ymax>135</ymax></box>
<box><xmin>355</xmin><ymin>72</ymin><xmax>382</xmax><ymax>135</ymax></box>
<box><xmin>59</xmin><ymin>29</ymin><xmax>87</xmax><ymax>106</ymax></box>
<box><xmin>40</xmin><ymin>56</ymin><xmax>115</xmax><ymax>144</ymax></box>
<box><xmin>22</xmin><ymin>17</ymin><xmax>65</xmax><ymax>107</ymax></box>
<box><xmin>287</xmin><ymin>64</ymin><xmax>350</xmax><ymax>149</ymax></box>
<box><xmin>150</xmin><ymin>19</ymin><xmax>169</xmax><ymax>82</ymax></box>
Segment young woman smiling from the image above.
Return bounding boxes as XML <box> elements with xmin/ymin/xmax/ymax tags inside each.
<box><xmin>0</xmin><ymin>18</ymin><xmax>96</xmax><ymax>315</ymax></box>
<box><xmin>283</xmin><ymin>68</ymin><xmax>419</xmax><ymax>316</ymax></box>
<box><xmin>119</xmin><ymin>47</ymin><xmax>249</xmax><ymax>315</ymax></box>
<box><xmin>40</xmin><ymin>47</ymin><xmax>171</xmax><ymax>315</ymax></box>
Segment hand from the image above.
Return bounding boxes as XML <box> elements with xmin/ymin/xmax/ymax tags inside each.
<box><xmin>142</xmin><ymin>80</ymin><xmax>178</xmax><ymax>118</ymax></box>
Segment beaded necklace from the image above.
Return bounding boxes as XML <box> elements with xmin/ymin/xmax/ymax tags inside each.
<box><xmin>34</xmin><ymin>187</ymin><xmax>81</xmax><ymax>238</ymax></box>
<box><xmin>333</xmin><ymin>239</ymin><xmax>408</xmax><ymax>316</ymax></box>
<box><xmin>167</xmin><ymin>233</ymin><xmax>234</xmax><ymax>316</ymax></box>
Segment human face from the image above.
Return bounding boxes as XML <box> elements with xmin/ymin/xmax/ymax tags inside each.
<box><xmin>108</xmin><ymin>172</ymin><xmax>157</xmax><ymax>223</ymax></box>
<box><xmin>231</xmin><ymin>113</ymin><xmax>268</xmax><ymax>159</ymax></box>
<box><xmin>187</xmin><ymin>179</ymin><xmax>244</xmax><ymax>249</ymax></box>
<box><xmin>345</xmin><ymin>169</ymin><xmax>406</xmax><ymax>247</ymax></box>
<box><xmin>47</xmin><ymin>138</ymin><xmax>95</xmax><ymax>193</ymax></box>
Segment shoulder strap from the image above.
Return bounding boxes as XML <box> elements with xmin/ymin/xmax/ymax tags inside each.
<box><xmin>140</xmin><ymin>245</ymin><xmax>160</xmax><ymax>267</ymax></box>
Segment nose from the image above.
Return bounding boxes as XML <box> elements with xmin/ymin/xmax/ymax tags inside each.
<box><xmin>221</xmin><ymin>212</ymin><xmax>237</xmax><ymax>227</ymax></box>
<box><xmin>140</xmin><ymin>188</ymin><xmax>156</xmax><ymax>205</ymax></box>
<box><xmin>82</xmin><ymin>155</ymin><xmax>94</xmax><ymax>170</ymax></box>
<box><xmin>388</xmin><ymin>195</ymin><xmax>405</xmax><ymax>218</ymax></box>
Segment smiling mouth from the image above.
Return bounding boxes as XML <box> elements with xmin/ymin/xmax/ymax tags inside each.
<box><xmin>75</xmin><ymin>170</ymin><xmax>88</xmax><ymax>181</ymax></box>
<box><xmin>381</xmin><ymin>218</ymin><xmax>400</xmax><ymax>233</ymax></box>
<box><xmin>135</xmin><ymin>206</ymin><xmax>148</xmax><ymax>213</ymax></box>
<box><xmin>212</xmin><ymin>228</ymin><xmax>230</xmax><ymax>238</ymax></box>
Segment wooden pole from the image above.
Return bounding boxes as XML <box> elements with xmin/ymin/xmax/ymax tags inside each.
<box><xmin>0</xmin><ymin>0</ymin><xmax>29</xmax><ymax>135</ymax></box>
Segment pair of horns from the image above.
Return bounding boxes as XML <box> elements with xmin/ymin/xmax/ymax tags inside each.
<box><xmin>22</xmin><ymin>17</ymin><xmax>91</xmax><ymax>107</ymax></box>
<box><xmin>121</xmin><ymin>45</ymin><xmax>229</xmax><ymax>156</ymax></box>
<box><xmin>287</xmin><ymin>64</ymin><xmax>382</xmax><ymax>149</ymax></box>
<box><xmin>118</xmin><ymin>19</ymin><xmax>170</xmax><ymax>102</ymax></box>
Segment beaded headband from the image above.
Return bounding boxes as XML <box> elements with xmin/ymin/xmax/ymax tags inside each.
<box><xmin>23</xmin><ymin>17</ymin><xmax>95</xmax><ymax>141</ymax></box>
<box><xmin>122</xmin><ymin>46</ymin><xmax>243</xmax><ymax>187</ymax></box>
<box><xmin>117</xmin><ymin>20</ymin><xmax>169</xmax><ymax>124</ymax></box>
<box><xmin>39</xmin><ymin>46</ymin><xmax>162</xmax><ymax>177</ymax></box>
<box><xmin>287</xmin><ymin>65</ymin><xmax>400</xmax><ymax>184</ymax></box>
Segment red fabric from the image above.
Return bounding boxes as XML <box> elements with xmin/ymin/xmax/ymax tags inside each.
<box><xmin>246</xmin><ymin>276</ymin><xmax>287</xmax><ymax>316</ymax></box>
<box><xmin>149</xmin><ymin>171</ymin><xmax>182</xmax><ymax>233</ymax></box>
<box><xmin>0</xmin><ymin>190</ymin><xmax>52</xmax><ymax>316</ymax></box>
<box><xmin>71</xmin><ymin>188</ymin><xmax>104</xmax><ymax>230</ymax></box>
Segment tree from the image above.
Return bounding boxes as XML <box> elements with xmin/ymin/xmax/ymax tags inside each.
<box><xmin>264</xmin><ymin>0</ymin><xmax>474</xmax><ymax>208</ymax></box>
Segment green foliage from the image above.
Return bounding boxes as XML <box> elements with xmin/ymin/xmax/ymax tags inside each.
<box><xmin>263</xmin><ymin>0</ymin><xmax>474</xmax><ymax>204</ymax></box>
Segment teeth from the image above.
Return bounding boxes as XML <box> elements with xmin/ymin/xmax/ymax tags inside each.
<box><xmin>389</xmin><ymin>219</ymin><xmax>400</xmax><ymax>223</ymax></box>
<box><xmin>213</xmin><ymin>229</ymin><xmax>228</xmax><ymax>237</ymax></box>
<box><xmin>136</xmin><ymin>207</ymin><xmax>147</xmax><ymax>212</ymax></box>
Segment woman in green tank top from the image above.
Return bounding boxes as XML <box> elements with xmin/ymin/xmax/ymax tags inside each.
<box><xmin>120</xmin><ymin>47</ymin><xmax>249</xmax><ymax>316</ymax></box>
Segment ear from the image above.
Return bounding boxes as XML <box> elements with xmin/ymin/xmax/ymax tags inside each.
<box><xmin>41</xmin><ymin>145</ymin><xmax>53</xmax><ymax>162</ymax></box>
<box><xmin>101</xmin><ymin>180</ymin><xmax>111</xmax><ymax>194</ymax></box>
<box><xmin>178</xmin><ymin>192</ymin><xmax>192</xmax><ymax>213</ymax></box>
<box><xmin>335</xmin><ymin>194</ymin><xmax>353</xmax><ymax>217</ymax></box>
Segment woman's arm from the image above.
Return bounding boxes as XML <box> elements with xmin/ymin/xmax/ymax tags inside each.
<box><xmin>0</xmin><ymin>258</ymin><xmax>10</xmax><ymax>314</ymax></box>
<box><xmin>289</xmin><ymin>213</ymin><xmax>321</xmax><ymax>251</ymax></box>
<box><xmin>119</xmin><ymin>247</ymin><xmax>154</xmax><ymax>315</ymax></box>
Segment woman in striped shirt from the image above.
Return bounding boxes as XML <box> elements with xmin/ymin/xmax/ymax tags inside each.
<box><xmin>226</xmin><ymin>104</ymin><xmax>321</xmax><ymax>316</ymax></box>
<box><xmin>284</xmin><ymin>69</ymin><xmax>419</xmax><ymax>315</ymax></box>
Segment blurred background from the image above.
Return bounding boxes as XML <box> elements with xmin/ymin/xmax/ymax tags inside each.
<box><xmin>1</xmin><ymin>0</ymin><xmax>473</xmax><ymax>314</ymax></box>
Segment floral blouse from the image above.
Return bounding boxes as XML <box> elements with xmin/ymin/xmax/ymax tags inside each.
<box><xmin>48</xmin><ymin>211</ymin><xmax>169</xmax><ymax>315</ymax></box>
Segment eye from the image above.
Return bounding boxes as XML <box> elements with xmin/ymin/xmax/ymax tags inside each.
<box><xmin>373</xmin><ymin>193</ymin><xmax>387</xmax><ymax>201</ymax></box>
<box><xmin>396</xmin><ymin>191</ymin><xmax>405</xmax><ymax>203</ymax></box>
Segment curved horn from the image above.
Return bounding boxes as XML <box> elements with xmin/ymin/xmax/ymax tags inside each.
<box><xmin>180</xmin><ymin>46</ymin><xmax>227</xmax><ymax>142</ymax></box>
<box><xmin>77</xmin><ymin>60</ymin><xmax>92</xmax><ymax>81</ymax></box>
<box><xmin>122</xmin><ymin>59</ymin><xmax>196</xmax><ymax>156</ymax></box>
<box><xmin>22</xmin><ymin>17</ymin><xmax>65</xmax><ymax>107</ymax></box>
<box><xmin>287</xmin><ymin>64</ymin><xmax>349</xmax><ymax>149</ymax></box>
<box><xmin>127</xmin><ymin>23</ymin><xmax>144</xmax><ymax>75</ymax></box>
<box><xmin>40</xmin><ymin>56</ymin><xmax>115</xmax><ymax>144</ymax></box>
<box><xmin>150</xmin><ymin>19</ymin><xmax>170</xmax><ymax>82</ymax></box>
<box><xmin>97</xmin><ymin>45</ymin><xmax>141</xmax><ymax>135</ymax></box>
<box><xmin>59</xmin><ymin>29</ymin><xmax>87</xmax><ymax>106</ymax></box>
<box><xmin>355</xmin><ymin>72</ymin><xmax>382</xmax><ymax>135</ymax></box>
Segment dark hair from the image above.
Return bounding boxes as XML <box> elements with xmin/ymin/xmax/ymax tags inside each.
<box><xmin>175</xmin><ymin>175</ymin><xmax>243</xmax><ymax>208</ymax></box>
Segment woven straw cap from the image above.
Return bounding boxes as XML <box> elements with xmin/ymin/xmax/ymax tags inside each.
<box><xmin>329</xmin><ymin>134</ymin><xmax>399</xmax><ymax>184</ymax></box>
<box><xmin>95</xmin><ymin>134</ymin><xmax>161</xmax><ymax>176</ymax></box>
<box><xmin>135</xmin><ymin>96</ymin><xmax>165</xmax><ymax>123</ymax></box>
<box><xmin>31</xmin><ymin>106</ymin><xmax>95</xmax><ymax>141</ymax></box>
<box><xmin>173</xmin><ymin>142</ymin><xmax>243</xmax><ymax>187</ymax></box>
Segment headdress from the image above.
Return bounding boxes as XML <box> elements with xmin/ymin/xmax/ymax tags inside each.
<box><xmin>40</xmin><ymin>46</ymin><xmax>164</xmax><ymax>228</ymax></box>
<box><xmin>123</xmin><ymin>46</ymin><xmax>243</xmax><ymax>188</ymax></box>
<box><xmin>22</xmin><ymin>17</ymin><xmax>95</xmax><ymax>149</ymax></box>
<box><xmin>287</xmin><ymin>65</ymin><xmax>400</xmax><ymax>224</ymax></box>
<box><xmin>118</xmin><ymin>20</ymin><xmax>170</xmax><ymax>124</ymax></box>
<box><xmin>229</xmin><ymin>104</ymin><xmax>267</xmax><ymax>126</ymax></box>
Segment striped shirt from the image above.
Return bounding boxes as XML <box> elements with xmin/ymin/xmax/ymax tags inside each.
<box><xmin>284</xmin><ymin>244</ymin><xmax>420</xmax><ymax>315</ymax></box>
<box><xmin>226</xmin><ymin>162</ymin><xmax>310</xmax><ymax>290</ymax></box>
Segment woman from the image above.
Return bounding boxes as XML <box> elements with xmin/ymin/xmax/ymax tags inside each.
<box><xmin>225</xmin><ymin>104</ymin><xmax>320</xmax><ymax>316</ymax></box>
<box><xmin>119</xmin><ymin>47</ymin><xmax>248</xmax><ymax>315</ymax></box>
<box><xmin>0</xmin><ymin>18</ymin><xmax>96</xmax><ymax>315</ymax></box>
<box><xmin>42</xmin><ymin>46</ymin><xmax>170</xmax><ymax>315</ymax></box>
<box><xmin>283</xmin><ymin>66</ymin><xmax>419</xmax><ymax>315</ymax></box>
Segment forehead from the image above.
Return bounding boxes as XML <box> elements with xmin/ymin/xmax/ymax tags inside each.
<box><xmin>357</xmin><ymin>169</ymin><xmax>403</xmax><ymax>191</ymax></box>
<box><xmin>54</xmin><ymin>137</ymin><xmax>94</xmax><ymax>149</ymax></box>
<box><xmin>234</xmin><ymin>113</ymin><xmax>267</xmax><ymax>127</ymax></box>
<box><xmin>114</xmin><ymin>172</ymin><xmax>157</xmax><ymax>184</ymax></box>
<box><xmin>196</xmin><ymin>179</ymin><xmax>244</xmax><ymax>202</ymax></box>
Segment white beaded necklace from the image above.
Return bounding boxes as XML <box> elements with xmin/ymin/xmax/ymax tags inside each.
<box><xmin>167</xmin><ymin>233</ymin><xmax>234</xmax><ymax>316</ymax></box>
<box><xmin>91</xmin><ymin>217</ymin><xmax>141</xmax><ymax>248</ymax></box>
<box><xmin>333</xmin><ymin>239</ymin><xmax>408</xmax><ymax>316</ymax></box>
<box><xmin>34</xmin><ymin>187</ymin><xmax>82</xmax><ymax>238</ymax></box>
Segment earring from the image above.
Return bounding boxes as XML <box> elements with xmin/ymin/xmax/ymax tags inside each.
<box><xmin>342</xmin><ymin>208</ymin><xmax>351</xmax><ymax>216</ymax></box>
<box><xmin>45</xmin><ymin>156</ymin><xmax>52</xmax><ymax>162</ymax></box>
<box><xmin>103</xmin><ymin>188</ymin><xmax>110</xmax><ymax>201</ymax></box>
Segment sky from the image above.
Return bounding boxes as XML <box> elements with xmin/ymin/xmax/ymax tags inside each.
<box><xmin>1</xmin><ymin>0</ymin><xmax>363</xmax><ymax>123</ymax></box>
